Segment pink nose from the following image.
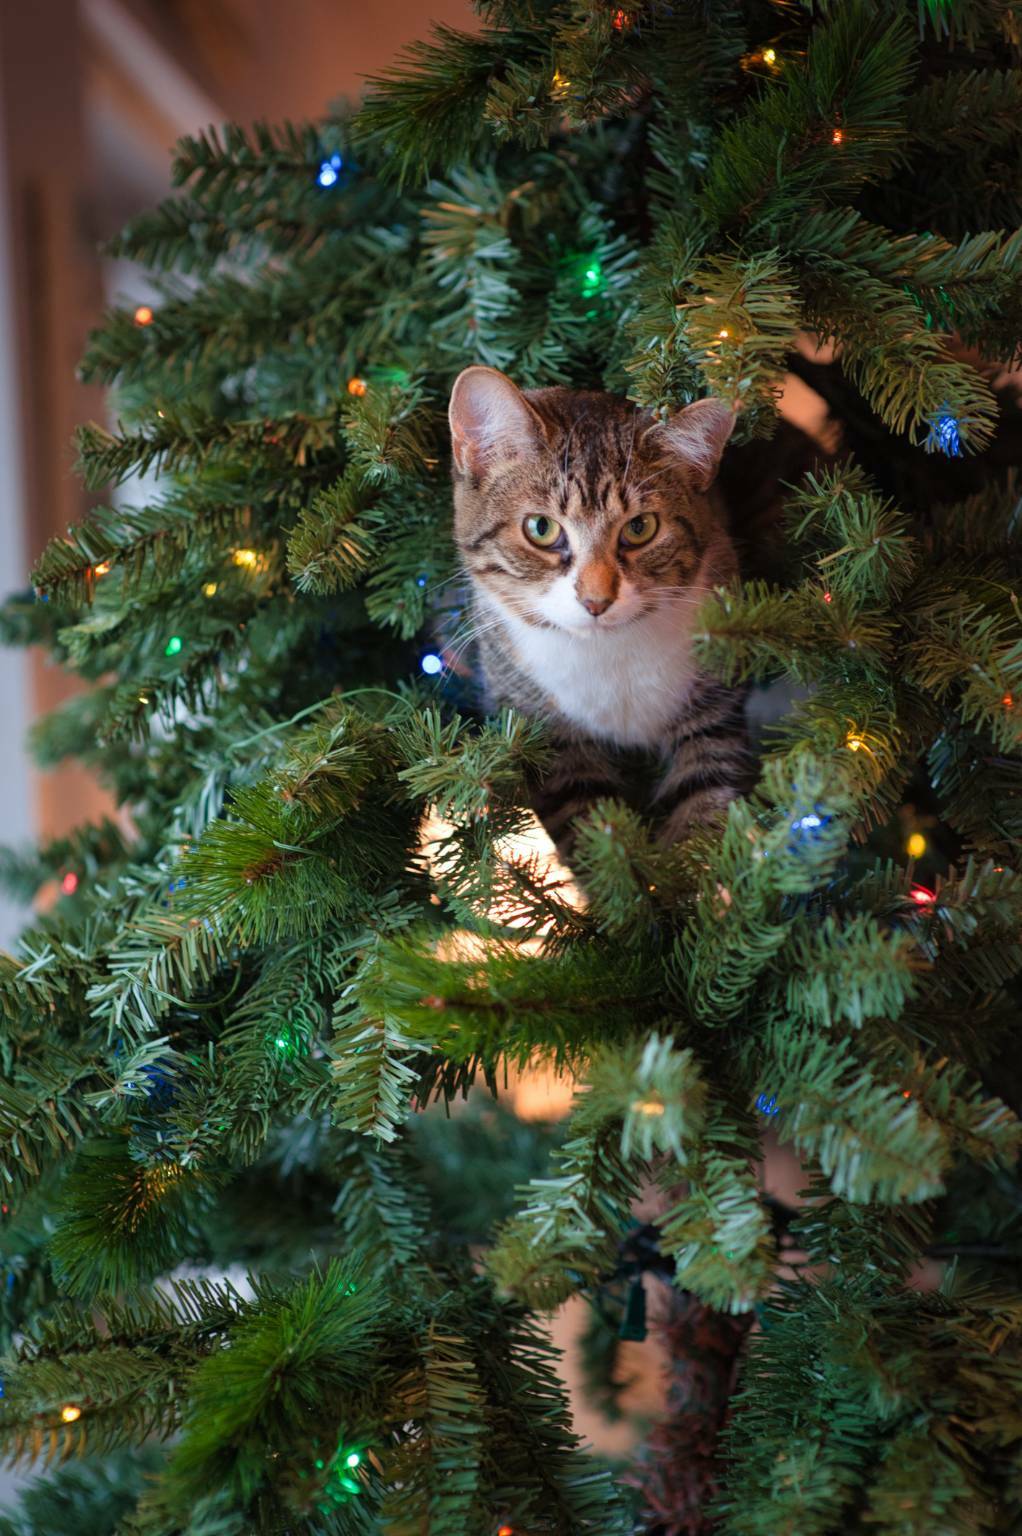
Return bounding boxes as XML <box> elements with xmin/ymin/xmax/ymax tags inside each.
<box><xmin>581</xmin><ymin>596</ymin><xmax>613</xmax><ymax>616</ymax></box>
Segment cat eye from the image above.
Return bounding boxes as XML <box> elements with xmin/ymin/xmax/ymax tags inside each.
<box><xmin>620</xmin><ymin>512</ymin><xmax>659</xmax><ymax>547</ymax></box>
<box><xmin>523</xmin><ymin>514</ymin><xmax>564</xmax><ymax>549</ymax></box>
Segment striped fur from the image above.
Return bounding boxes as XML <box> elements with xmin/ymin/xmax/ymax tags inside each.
<box><xmin>449</xmin><ymin>368</ymin><xmax>753</xmax><ymax>856</ymax></box>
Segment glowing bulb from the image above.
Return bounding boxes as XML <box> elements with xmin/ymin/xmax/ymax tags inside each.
<box><xmin>61</xmin><ymin>872</ymin><xmax>78</xmax><ymax>896</ymax></box>
<box><xmin>203</xmin><ymin>582</ymin><xmax>218</xmax><ymax>597</ymax></box>
<box><xmin>718</xmin><ymin>328</ymin><xmax>730</xmax><ymax>338</ymax></box>
<box><xmin>498</xmin><ymin>1527</ymin><xmax>515</xmax><ymax>1536</ymax></box>
<box><xmin>1003</xmin><ymin>692</ymin><xmax>1014</xmax><ymax>708</ymax></box>
<box><xmin>832</xmin><ymin>128</ymin><xmax>843</xmax><ymax>145</ymax></box>
<box><xmin>60</xmin><ymin>1404</ymin><xmax>82</xmax><ymax>1423</ymax></box>
<box><xmin>347</xmin><ymin>377</ymin><xmax>367</xmax><ymax>397</ymax></box>
<box><xmin>552</xmin><ymin>69</ymin><xmax>570</xmax><ymax>97</ymax></box>
<box><xmin>421</xmin><ymin>653</ymin><xmax>443</xmax><ymax>676</ymax></box>
<box><xmin>846</xmin><ymin>733</ymin><xmax>864</xmax><ymax>752</ymax></box>
<box><xmin>763</xmin><ymin>47</ymin><xmax>776</xmax><ymax>63</ymax></box>
<box><xmin>232</xmin><ymin>548</ymin><xmax>258</xmax><ymax>568</ymax></box>
<box><xmin>94</xmin><ymin>560</ymin><xmax>111</xmax><ymax>576</ymax></box>
<box><xmin>345</xmin><ymin>1452</ymin><xmax>361</xmax><ymax>1468</ymax></box>
<box><xmin>164</xmin><ymin>635</ymin><xmax>183</xmax><ymax>657</ymax></box>
<box><xmin>632</xmin><ymin>1098</ymin><xmax>665</xmax><ymax>1116</ymax></box>
<box><xmin>906</xmin><ymin>832</ymin><xmax>926</xmax><ymax>859</ymax></box>
<box><xmin>823</xmin><ymin>590</ymin><xmax>832</xmax><ymax>603</ymax></box>
<box><xmin>910</xmin><ymin>885</ymin><xmax>935</xmax><ymax>905</ymax></box>
<box><xmin>579</xmin><ymin>256</ymin><xmax>604</xmax><ymax>297</ymax></box>
<box><xmin>317</xmin><ymin>153</ymin><xmax>342</xmax><ymax>188</ymax></box>
<box><xmin>133</xmin><ymin>305</ymin><xmax>154</xmax><ymax>327</ymax></box>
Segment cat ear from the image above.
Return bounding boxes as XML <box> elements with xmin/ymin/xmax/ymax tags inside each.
<box><xmin>449</xmin><ymin>366</ymin><xmax>544</xmax><ymax>477</ymax></box>
<box><xmin>656</xmin><ymin>397</ymin><xmax>735</xmax><ymax>490</ymax></box>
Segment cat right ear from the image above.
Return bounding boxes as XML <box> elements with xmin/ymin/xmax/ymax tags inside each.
<box><xmin>449</xmin><ymin>367</ymin><xmax>544</xmax><ymax>478</ymax></box>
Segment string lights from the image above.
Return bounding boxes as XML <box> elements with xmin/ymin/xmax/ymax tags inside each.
<box><xmin>60</xmin><ymin>1404</ymin><xmax>82</xmax><ymax>1423</ymax></box>
<box><xmin>906</xmin><ymin>832</ymin><xmax>927</xmax><ymax>858</ymax></box>
<box><xmin>347</xmin><ymin>377</ymin><xmax>368</xmax><ymax>397</ymax></box>
<box><xmin>133</xmin><ymin>305</ymin><xmax>154</xmax><ymax>327</ymax></box>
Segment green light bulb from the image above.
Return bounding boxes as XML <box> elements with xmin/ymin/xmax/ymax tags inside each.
<box><xmin>165</xmin><ymin>635</ymin><xmax>183</xmax><ymax>656</ymax></box>
<box><xmin>346</xmin><ymin>1452</ymin><xmax>360</xmax><ymax>1468</ymax></box>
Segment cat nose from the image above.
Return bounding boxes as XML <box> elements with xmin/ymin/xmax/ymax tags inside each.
<box><xmin>581</xmin><ymin>595</ymin><xmax>613</xmax><ymax>617</ymax></box>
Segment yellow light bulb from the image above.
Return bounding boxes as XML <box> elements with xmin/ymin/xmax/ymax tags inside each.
<box><xmin>763</xmin><ymin>47</ymin><xmax>777</xmax><ymax>64</ymax></box>
<box><xmin>907</xmin><ymin>832</ymin><xmax>926</xmax><ymax>859</ymax></box>
<box><xmin>632</xmin><ymin>1098</ymin><xmax>665</xmax><ymax>1116</ymax></box>
<box><xmin>718</xmin><ymin>328</ymin><xmax>730</xmax><ymax>338</ymax></box>
<box><xmin>94</xmin><ymin>560</ymin><xmax>111</xmax><ymax>576</ymax></box>
<box><xmin>61</xmin><ymin>1404</ymin><xmax>82</xmax><ymax>1423</ymax></box>
<box><xmin>203</xmin><ymin>581</ymin><xmax>218</xmax><ymax>597</ymax></box>
<box><xmin>846</xmin><ymin>734</ymin><xmax>864</xmax><ymax>752</ymax></box>
<box><xmin>232</xmin><ymin>548</ymin><xmax>258</xmax><ymax>569</ymax></box>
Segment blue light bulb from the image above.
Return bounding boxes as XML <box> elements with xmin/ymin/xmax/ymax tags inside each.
<box><xmin>317</xmin><ymin>161</ymin><xmax>339</xmax><ymax>188</ymax></box>
<box><xmin>926</xmin><ymin>403</ymin><xmax>963</xmax><ymax>457</ymax></box>
<box><xmin>420</xmin><ymin>653</ymin><xmax>443</xmax><ymax>676</ymax></box>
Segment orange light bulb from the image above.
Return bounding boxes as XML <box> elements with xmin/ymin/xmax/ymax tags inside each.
<box><xmin>133</xmin><ymin>305</ymin><xmax>154</xmax><ymax>327</ymax></box>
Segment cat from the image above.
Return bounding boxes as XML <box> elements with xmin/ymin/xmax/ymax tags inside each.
<box><xmin>448</xmin><ymin>365</ymin><xmax>754</xmax><ymax>856</ymax></box>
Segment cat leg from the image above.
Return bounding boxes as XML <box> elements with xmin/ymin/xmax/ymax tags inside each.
<box><xmin>652</xmin><ymin>685</ymin><xmax>753</xmax><ymax>843</ymax></box>
<box><xmin>530</xmin><ymin>736</ymin><xmax>628</xmax><ymax>865</ymax></box>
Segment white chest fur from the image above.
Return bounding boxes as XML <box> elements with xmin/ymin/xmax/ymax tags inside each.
<box><xmin>498</xmin><ymin>602</ymin><xmax>698</xmax><ymax>747</ymax></box>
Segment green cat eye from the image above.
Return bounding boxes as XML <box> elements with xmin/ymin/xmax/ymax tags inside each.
<box><xmin>620</xmin><ymin>512</ymin><xmax>659</xmax><ymax>547</ymax></box>
<box><xmin>523</xmin><ymin>514</ymin><xmax>564</xmax><ymax>548</ymax></box>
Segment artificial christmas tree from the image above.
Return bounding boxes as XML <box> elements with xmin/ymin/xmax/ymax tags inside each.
<box><xmin>3</xmin><ymin>1</ymin><xmax>1022</xmax><ymax>1531</ymax></box>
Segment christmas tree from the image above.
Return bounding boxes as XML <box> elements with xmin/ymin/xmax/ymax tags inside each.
<box><xmin>4</xmin><ymin>1</ymin><xmax>1022</xmax><ymax>1531</ymax></box>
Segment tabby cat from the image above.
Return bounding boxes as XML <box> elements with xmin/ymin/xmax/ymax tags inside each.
<box><xmin>448</xmin><ymin>366</ymin><xmax>753</xmax><ymax>855</ymax></box>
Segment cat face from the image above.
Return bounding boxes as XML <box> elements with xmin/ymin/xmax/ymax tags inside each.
<box><xmin>449</xmin><ymin>368</ymin><xmax>735</xmax><ymax>636</ymax></box>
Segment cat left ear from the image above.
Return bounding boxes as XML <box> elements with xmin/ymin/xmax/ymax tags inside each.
<box><xmin>656</xmin><ymin>397</ymin><xmax>735</xmax><ymax>490</ymax></box>
<box><xmin>449</xmin><ymin>366</ymin><xmax>544</xmax><ymax>478</ymax></box>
